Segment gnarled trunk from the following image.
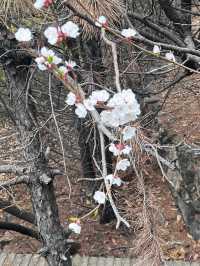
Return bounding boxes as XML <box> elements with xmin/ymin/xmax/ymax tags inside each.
<box><xmin>4</xmin><ymin>53</ymin><xmax>71</xmax><ymax>266</ymax></box>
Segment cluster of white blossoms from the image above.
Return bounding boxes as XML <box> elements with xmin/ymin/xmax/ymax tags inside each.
<box><xmin>109</xmin><ymin>143</ymin><xmax>131</xmax><ymax>156</ymax></box>
<box><xmin>66</xmin><ymin>89</ymin><xmax>110</xmax><ymax>118</ymax></box>
<box><xmin>44</xmin><ymin>22</ymin><xmax>80</xmax><ymax>45</ymax></box>
<box><xmin>105</xmin><ymin>174</ymin><xmax>122</xmax><ymax>187</ymax></box>
<box><xmin>65</xmin><ymin>88</ymin><xmax>139</xmax><ymax>206</ymax></box>
<box><xmin>100</xmin><ymin>89</ymin><xmax>141</xmax><ymax>128</ymax></box>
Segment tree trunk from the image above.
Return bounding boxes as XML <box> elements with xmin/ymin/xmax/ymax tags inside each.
<box><xmin>4</xmin><ymin>53</ymin><xmax>71</xmax><ymax>266</ymax></box>
<box><xmin>167</xmin><ymin>143</ymin><xmax>200</xmax><ymax>240</ymax></box>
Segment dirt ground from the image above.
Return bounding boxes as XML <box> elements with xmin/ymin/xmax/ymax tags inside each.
<box><xmin>1</xmin><ymin>73</ymin><xmax>200</xmax><ymax>262</ymax></box>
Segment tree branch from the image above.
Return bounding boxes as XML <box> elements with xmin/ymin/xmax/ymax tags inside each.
<box><xmin>0</xmin><ymin>164</ymin><xmax>29</xmax><ymax>175</ymax></box>
<box><xmin>127</xmin><ymin>12</ymin><xmax>184</xmax><ymax>47</ymax></box>
<box><xmin>0</xmin><ymin>222</ymin><xmax>40</xmax><ymax>240</ymax></box>
<box><xmin>0</xmin><ymin>200</ymin><xmax>36</xmax><ymax>225</ymax></box>
<box><xmin>0</xmin><ymin>175</ymin><xmax>29</xmax><ymax>190</ymax></box>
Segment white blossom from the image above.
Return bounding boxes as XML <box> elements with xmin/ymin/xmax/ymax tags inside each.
<box><xmin>100</xmin><ymin>89</ymin><xmax>140</xmax><ymax>128</ymax></box>
<box><xmin>61</xmin><ymin>21</ymin><xmax>80</xmax><ymax>39</ymax></box>
<box><xmin>83</xmin><ymin>98</ymin><xmax>96</xmax><ymax>111</ymax></box>
<box><xmin>93</xmin><ymin>191</ymin><xmax>106</xmax><ymax>204</ymax></box>
<box><xmin>165</xmin><ymin>52</ymin><xmax>176</xmax><ymax>62</ymax></box>
<box><xmin>41</xmin><ymin>47</ymin><xmax>62</xmax><ymax>64</ymax></box>
<box><xmin>153</xmin><ymin>45</ymin><xmax>161</xmax><ymax>55</ymax></box>
<box><xmin>90</xmin><ymin>90</ymin><xmax>110</xmax><ymax>103</ymax></box>
<box><xmin>44</xmin><ymin>27</ymin><xmax>58</xmax><ymax>45</ymax></box>
<box><xmin>95</xmin><ymin>16</ymin><xmax>107</xmax><ymax>27</ymax></box>
<box><xmin>75</xmin><ymin>103</ymin><xmax>87</xmax><ymax>118</ymax></box>
<box><xmin>44</xmin><ymin>22</ymin><xmax>79</xmax><ymax>44</ymax></box>
<box><xmin>121</xmin><ymin>28</ymin><xmax>137</xmax><ymax>38</ymax></box>
<box><xmin>35</xmin><ymin>47</ymin><xmax>62</xmax><ymax>70</ymax></box>
<box><xmin>15</xmin><ymin>28</ymin><xmax>32</xmax><ymax>42</ymax></box>
<box><xmin>65</xmin><ymin>60</ymin><xmax>77</xmax><ymax>70</ymax></box>
<box><xmin>35</xmin><ymin>57</ymin><xmax>47</xmax><ymax>71</ymax></box>
<box><xmin>105</xmin><ymin>174</ymin><xmax>122</xmax><ymax>187</ymax></box>
<box><xmin>109</xmin><ymin>143</ymin><xmax>121</xmax><ymax>156</ymax></box>
<box><xmin>122</xmin><ymin>126</ymin><xmax>136</xmax><ymax>141</ymax></box>
<box><xmin>109</xmin><ymin>143</ymin><xmax>131</xmax><ymax>156</ymax></box>
<box><xmin>68</xmin><ymin>223</ymin><xmax>81</xmax><ymax>234</ymax></box>
<box><xmin>66</xmin><ymin>92</ymin><xmax>76</xmax><ymax>106</ymax></box>
<box><xmin>116</xmin><ymin>159</ymin><xmax>130</xmax><ymax>171</ymax></box>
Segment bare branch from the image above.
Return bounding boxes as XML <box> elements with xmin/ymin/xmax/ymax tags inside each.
<box><xmin>101</xmin><ymin>28</ymin><xmax>121</xmax><ymax>92</ymax></box>
<box><xmin>0</xmin><ymin>222</ymin><xmax>40</xmax><ymax>240</ymax></box>
<box><xmin>0</xmin><ymin>200</ymin><xmax>36</xmax><ymax>225</ymax></box>
<box><xmin>0</xmin><ymin>175</ymin><xmax>29</xmax><ymax>190</ymax></box>
<box><xmin>0</xmin><ymin>164</ymin><xmax>29</xmax><ymax>175</ymax></box>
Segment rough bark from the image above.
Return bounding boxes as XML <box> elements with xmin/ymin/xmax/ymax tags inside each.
<box><xmin>4</xmin><ymin>53</ymin><xmax>71</xmax><ymax>266</ymax></box>
<box><xmin>167</xmin><ymin>144</ymin><xmax>200</xmax><ymax>240</ymax></box>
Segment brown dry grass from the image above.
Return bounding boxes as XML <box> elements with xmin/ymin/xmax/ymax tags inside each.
<box><xmin>71</xmin><ymin>0</ymin><xmax>124</xmax><ymax>39</ymax></box>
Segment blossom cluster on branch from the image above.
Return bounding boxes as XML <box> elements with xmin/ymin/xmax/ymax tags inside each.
<box><xmin>13</xmin><ymin>0</ymin><xmax>176</xmax><ymax>233</ymax></box>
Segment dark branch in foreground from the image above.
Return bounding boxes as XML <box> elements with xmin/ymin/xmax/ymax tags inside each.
<box><xmin>0</xmin><ymin>222</ymin><xmax>40</xmax><ymax>240</ymax></box>
<box><xmin>0</xmin><ymin>200</ymin><xmax>36</xmax><ymax>225</ymax></box>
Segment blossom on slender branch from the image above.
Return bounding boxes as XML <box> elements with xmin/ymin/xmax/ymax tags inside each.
<box><xmin>116</xmin><ymin>159</ymin><xmax>130</xmax><ymax>171</ymax></box>
<box><xmin>15</xmin><ymin>28</ymin><xmax>32</xmax><ymax>42</ymax></box>
<box><xmin>121</xmin><ymin>28</ymin><xmax>137</xmax><ymax>38</ymax></box>
<box><xmin>165</xmin><ymin>51</ymin><xmax>176</xmax><ymax>62</ymax></box>
<box><xmin>93</xmin><ymin>191</ymin><xmax>106</xmax><ymax>204</ymax></box>
<box><xmin>68</xmin><ymin>222</ymin><xmax>81</xmax><ymax>234</ymax></box>
<box><xmin>65</xmin><ymin>60</ymin><xmax>77</xmax><ymax>71</ymax></box>
<box><xmin>95</xmin><ymin>16</ymin><xmax>108</xmax><ymax>27</ymax></box>
<box><xmin>105</xmin><ymin>174</ymin><xmax>122</xmax><ymax>187</ymax></box>
<box><xmin>57</xmin><ymin>61</ymin><xmax>77</xmax><ymax>80</ymax></box>
<box><xmin>153</xmin><ymin>45</ymin><xmax>161</xmax><ymax>55</ymax></box>
<box><xmin>44</xmin><ymin>22</ymin><xmax>80</xmax><ymax>45</ymax></box>
<box><xmin>109</xmin><ymin>143</ymin><xmax>131</xmax><ymax>156</ymax></box>
<box><xmin>35</xmin><ymin>47</ymin><xmax>62</xmax><ymax>71</ymax></box>
<box><xmin>34</xmin><ymin>0</ymin><xmax>53</xmax><ymax>9</ymax></box>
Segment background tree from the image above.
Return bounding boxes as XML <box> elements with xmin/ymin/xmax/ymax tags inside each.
<box><xmin>0</xmin><ymin>0</ymin><xmax>200</xmax><ymax>265</ymax></box>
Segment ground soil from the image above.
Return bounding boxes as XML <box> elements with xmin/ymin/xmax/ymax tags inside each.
<box><xmin>1</xmin><ymin>74</ymin><xmax>200</xmax><ymax>262</ymax></box>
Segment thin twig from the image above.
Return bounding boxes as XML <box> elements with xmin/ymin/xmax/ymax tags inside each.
<box><xmin>101</xmin><ymin>28</ymin><xmax>121</xmax><ymax>92</ymax></box>
<box><xmin>48</xmin><ymin>74</ymin><xmax>72</xmax><ymax>197</ymax></box>
<box><xmin>99</xmin><ymin>130</ymin><xmax>130</xmax><ymax>229</ymax></box>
